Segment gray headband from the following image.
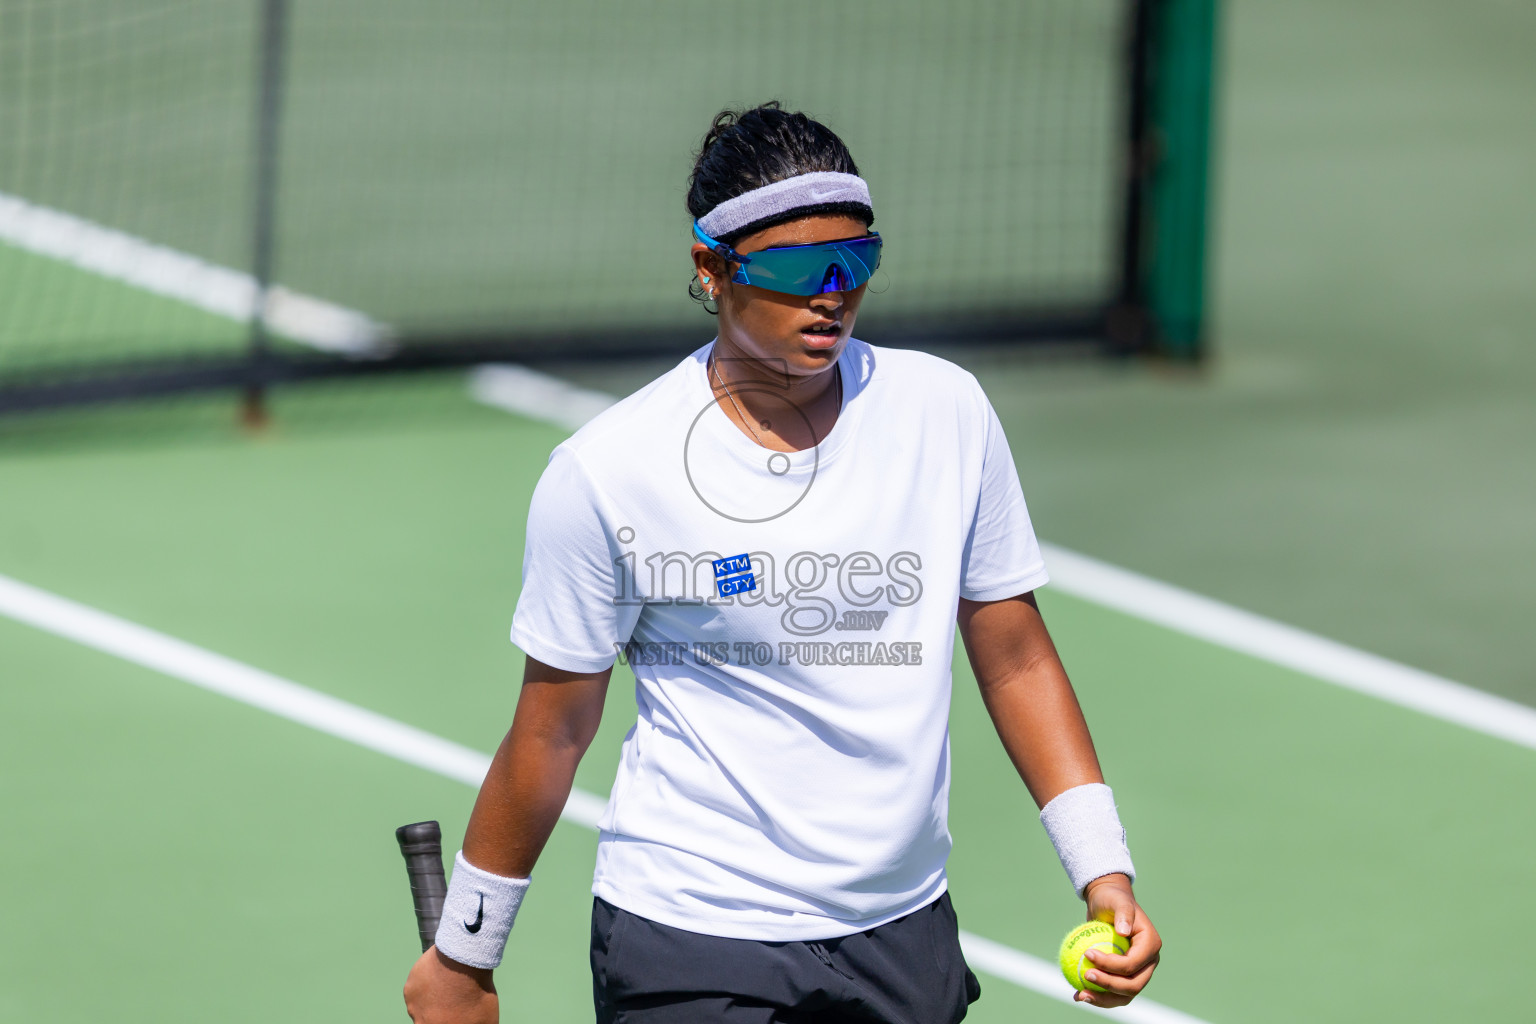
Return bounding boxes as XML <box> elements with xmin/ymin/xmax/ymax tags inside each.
<box><xmin>696</xmin><ymin>172</ymin><xmax>873</xmax><ymax>238</ymax></box>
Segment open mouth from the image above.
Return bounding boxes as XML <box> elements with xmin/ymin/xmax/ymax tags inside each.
<box><xmin>799</xmin><ymin>322</ymin><xmax>841</xmax><ymax>349</ymax></box>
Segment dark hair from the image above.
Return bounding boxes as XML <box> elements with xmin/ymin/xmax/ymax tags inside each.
<box><xmin>686</xmin><ymin>101</ymin><xmax>871</xmax><ymax>246</ymax></box>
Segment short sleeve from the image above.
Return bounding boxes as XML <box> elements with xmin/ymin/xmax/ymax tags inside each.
<box><xmin>959</xmin><ymin>389</ymin><xmax>1050</xmax><ymax>602</ymax></box>
<box><xmin>509</xmin><ymin>445</ymin><xmax>641</xmax><ymax>673</ymax></box>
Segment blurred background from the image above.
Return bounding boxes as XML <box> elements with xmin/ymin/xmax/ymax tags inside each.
<box><xmin>1</xmin><ymin>1</ymin><xmax>1531</xmax><ymax>1021</ymax></box>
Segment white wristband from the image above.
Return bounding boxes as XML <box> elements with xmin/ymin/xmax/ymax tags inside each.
<box><xmin>432</xmin><ymin>850</ymin><xmax>531</xmax><ymax>969</ymax></box>
<box><xmin>1039</xmin><ymin>783</ymin><xmax>1136</xmax><ymax>899</ymax></box>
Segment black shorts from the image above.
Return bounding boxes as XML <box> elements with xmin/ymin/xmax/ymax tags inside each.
<box><xmin>590</xmin><ymin>892</ymin><xmax>982</xmax><ymax>1023</ymax></box>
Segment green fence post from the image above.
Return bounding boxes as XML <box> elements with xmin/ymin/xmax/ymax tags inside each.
<box><xmin>1145</xmin><ymin>0</ymin><xmax>1219</xmax><ymax>360</ymax></box>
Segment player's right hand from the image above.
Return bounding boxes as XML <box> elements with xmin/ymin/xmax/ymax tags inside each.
<box><xmin>404</xmin><ymin>946</ymin><xmax>498</xmax><ymax>1023</ymax></box>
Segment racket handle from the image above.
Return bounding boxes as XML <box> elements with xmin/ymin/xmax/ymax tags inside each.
<box><xmin>396</xmin><ymin>820</ymin><xmax>448</xmax><ymax>953</ymax></box>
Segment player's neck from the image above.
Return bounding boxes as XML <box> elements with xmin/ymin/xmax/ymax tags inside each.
<box><xmin>708</xmin><ymin>342</ymin><xmax>843</xmax><ymax>453</ymax></box>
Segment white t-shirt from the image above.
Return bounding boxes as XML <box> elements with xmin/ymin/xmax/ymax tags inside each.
<box><xmin>509</xmin><ymin>337</ymin><xmax>1049</xmax><ymax>940</ymax></box>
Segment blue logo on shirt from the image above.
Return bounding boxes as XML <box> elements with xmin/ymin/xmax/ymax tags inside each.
<box><xmin>712</xmin><ymin>553</ymin><xmax>757</xmax><ymax>598</ymax></box>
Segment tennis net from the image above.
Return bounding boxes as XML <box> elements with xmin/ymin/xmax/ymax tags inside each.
<box><xmin>0</xmin><ymin>0</ymin><xmax>1214</xmax><ymax>415</ymax></box>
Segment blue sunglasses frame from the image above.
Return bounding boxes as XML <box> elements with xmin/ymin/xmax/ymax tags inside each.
<box><xmin>693</xmin><ymin>222</ymin><xmax>883</xmax><ymax>296</ymax></box>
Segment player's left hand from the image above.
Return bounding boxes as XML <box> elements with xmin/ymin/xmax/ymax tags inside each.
<box><xmin>1077</xmin><ymin>874</ymin><xmax>1162</xmax><ymax>1007</ymax></box>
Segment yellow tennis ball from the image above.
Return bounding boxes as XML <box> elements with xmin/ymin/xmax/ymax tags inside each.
<box><xmin>1058</xmin><ymin>920</ymin><xmax>1129</xmax><ymax>992</ymax></box>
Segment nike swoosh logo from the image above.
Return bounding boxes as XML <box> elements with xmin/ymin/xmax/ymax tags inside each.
<box><xmin>808</xmin><ymin>188</ymin><xmax>853</xmax><ymax>201</ymax></box>
<box><xmin>463</xmin><ymin>893</ymin><xmax>484</xmax><ymax>934</ymax></box>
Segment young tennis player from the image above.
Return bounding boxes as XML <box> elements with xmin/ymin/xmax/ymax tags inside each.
<box><xmin>404</xmin><ymin>102</ymin><xmax>1161</xmax><ymax>1023</ymax></box>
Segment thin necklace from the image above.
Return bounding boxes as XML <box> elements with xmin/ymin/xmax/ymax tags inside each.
<box><xmin>710</xmin><ymin>353</ymin><xmax>842</xmax><ymax>449</ymax></box>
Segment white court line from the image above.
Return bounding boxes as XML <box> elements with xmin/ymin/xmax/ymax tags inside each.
<box><xmin>470</xmin><ymin>372</ymin><xmax>1536</xmax><ymax>753</ymax></box>
<box><xmin>467</xmin><ymin>364</ymin><xmax>616</xmax><ymax>432</ymax></box>
<box><xmin>0</xmin><ymin>190</ymin><xmax>388</xmax><ymax>355</ymax></box>
<box><xmin>0</xmin><ymin>570</ymin><xmax>1202</xmax><ymax>1023</ymax></box>
<box><xmin>1039</xmin><ymin>544</ymin><xmax>1536</xmax><ymax>751</ymax></box>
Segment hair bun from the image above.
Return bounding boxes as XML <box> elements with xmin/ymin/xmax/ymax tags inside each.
<box><xmin>686</xmin><ymin>102</ymin><xmax>862</xmax><ymax>243</ymax></box>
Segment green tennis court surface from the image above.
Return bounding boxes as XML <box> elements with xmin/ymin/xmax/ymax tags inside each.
<box><xmin>3</xmin><ymin>0</ymin><xmax>1534</xmax><ymax>1020</ymax></box>
<box><xmin>1</xmin><ymin>377</ymin><xmax>1532</xmax><ymax>1023</ymax></box>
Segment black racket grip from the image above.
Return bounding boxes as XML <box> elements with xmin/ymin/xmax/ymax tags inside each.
<box><xmin>396</xmin><ymin>820</ymin><xmax>448</xmax><ymax>953</ymax></box>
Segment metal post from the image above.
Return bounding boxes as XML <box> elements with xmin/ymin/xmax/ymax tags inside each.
<box><xmin>243</xmin><ymin>0</ymin><xmax>290</xmax><ymax>427</ymax></box>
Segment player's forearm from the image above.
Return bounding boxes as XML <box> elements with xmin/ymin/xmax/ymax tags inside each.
<box><xmin>959</xmin><ymin>594</ymin><xmax>1106</xmax><ymax>808</ymax></box>
<box><xmin>977</xmin><ymin>653</ymin><xmax>1104</xmax><ymax>809</ymax></box>
<box><xmin>462</xmin><ymin>669</ymin><xmax>609</xmax><ymax>877</ymax></box>
<box><xmin>461</xmin><ymin>724</ymin><xmax>582</xmax><ymax>877</ymax></box>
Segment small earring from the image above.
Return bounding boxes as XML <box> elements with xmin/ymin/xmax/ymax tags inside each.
<box><xmin>702</xmin><ymin>275</ymin><xmax>711</xmax><ymax>285</ymax></box>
